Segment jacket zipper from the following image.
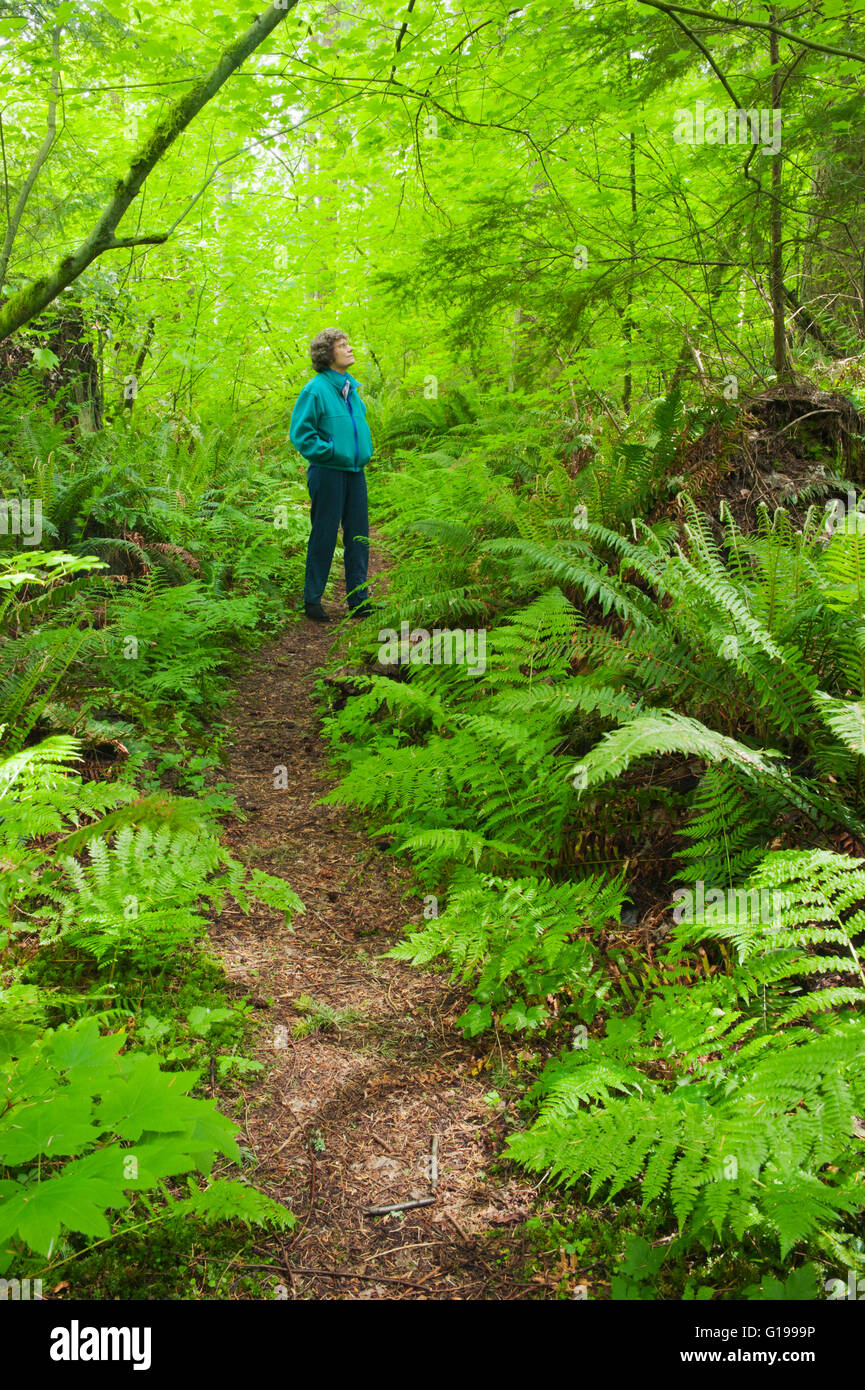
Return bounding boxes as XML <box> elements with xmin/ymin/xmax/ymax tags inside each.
<box><xmin>326</xmin><ymin>375</ymin><xmax>361</xmax><ymax>470</ymax></box>
<box><xmin>346</xmin><ymin>395</ymin><xmax>360</xmax><ymax>470</ymax></box>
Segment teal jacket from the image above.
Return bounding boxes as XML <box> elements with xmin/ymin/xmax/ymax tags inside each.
<box><xmin>289</xmin><ymin>369</ymin><xmax>373</xmax><ymax>472</ymax></box>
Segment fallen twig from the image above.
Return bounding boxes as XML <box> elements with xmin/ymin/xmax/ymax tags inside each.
<box><xmin>283</xmin><ymin>1265</ymin><xmax>437</xmax><ymax>1292</ymax></box>
<box><xmin>444</xmin><ymin>1210</ymin><xmax>472</xmax><ymax>1243</ymax></box>
<box><xmin>363</xmin><ymin>1197</ymin><xmax>436</xmax><ymax>1216</ymax></box>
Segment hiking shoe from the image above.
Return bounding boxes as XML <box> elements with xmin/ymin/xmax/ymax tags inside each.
<box><xmin>304</xmin><ymin>601</ymin><xmax>332</xmax><ymax>622</ymax></box>
<box><xmin>349</xmin><ymin>602</ymin><xmax>382</xmax><ymax>620</ymax></box>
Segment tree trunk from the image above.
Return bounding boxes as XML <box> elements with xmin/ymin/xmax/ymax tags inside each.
<box><xmin>623</xmin><ymin>126</ymin><xmax>637</xmax><ymax>412</ymax></box>
<box><xmin>769</xmin><ymin>9</ymin><xmax>788</xmax><ymax>377</ymax></box>
<box><xmin>122</xmin><ymin>315</ymin><xmax>155</xmax><ymax>412</ymax></box>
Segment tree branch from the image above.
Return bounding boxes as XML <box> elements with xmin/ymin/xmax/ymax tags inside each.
<box><xmin>0</xmin><ymin>25</ymin><xmax>62</xmax><ymax>297</ymax></box>
<box><xmin>104</xmin><ymin>233</ymin><xmax>170</xmax><ymax>249</ymax></box>
<box><xmin>391</xmin><ymin>0</ymin><xmax>417</xmax><ymax>75</ymax></box>
<box><xmin>784</xmin><ymin>284</ymin><xmax>845</xmax><ymax>357</ymax></box>
<box><xmin>636</xmin><ymin>0</ymin><xmax>865</xmax><ymax>64</ymax></box>
<box><xmin>0</xmin><ymin>117</ymin><xmax>11</xmax><ymax>232</ymax></box>
<box><xmin>654</xmin><ymin>4</ymin><xmax>742</xmax><ymax>107</ymax></box>
<box><xmin>0</xmin><ymin>2</ymin><xmax>297</xmax><ymax>341</ymax></box>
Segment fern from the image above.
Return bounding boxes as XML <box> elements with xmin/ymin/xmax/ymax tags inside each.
<box><xmin>576</xmin><ymin>708</ymin><xmax>865</xmax><ymax>838</ymax></box>
<box><xmin>508</xmin><ymin>850</ymin><xmax>865</xmax><ymax>1256</ymax></box>
<box><xmin>390</xmin><ymin>869</ymin><xmax>624</xmax><ymax>1034</ymax></box>
<box><xmin>164</xmin><ymin>1178</ymin><xmax>295</xmax><ymax>1232</ymax></box>
<box><xmin>0</xmin><ymin>740</ymin><xmax>303</xmax><ymax>966</ymax></box>
<box><xmin>482</xmin><ymin>536</ymin><xmax>653</xmax><ymax>629</ymax></box>
<box><xmin>673</xmin><ymin>764</ymin><xmax>782</xmax><ymax>886</ymax></box>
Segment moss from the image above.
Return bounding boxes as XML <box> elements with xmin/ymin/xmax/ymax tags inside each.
<box><xmin>0</xmin><ymin>277</ymin><xmax>53</xmax><ymax>339</ymax></box>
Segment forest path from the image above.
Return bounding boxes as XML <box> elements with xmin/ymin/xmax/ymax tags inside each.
<box><xmin>210</xmin><ymin>549</ymin><xmax>544</xmax><ymax>1300</ymax></box>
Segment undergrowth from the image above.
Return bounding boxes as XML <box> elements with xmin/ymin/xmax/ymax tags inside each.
<box><xmin>0</xmin><ymin>390</ymin><xmax>308</xmax><ymax>1291</ymax></box>
<box><xmin>319</xmin><ymin>385</ymin><xmax>865</xmax><ymax>1299</ymax></box>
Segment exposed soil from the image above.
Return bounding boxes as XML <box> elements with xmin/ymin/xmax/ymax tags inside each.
<box><xmin>210</xmin><ymin>550</ymin><xmax>549</xmax><ymax>1300</ymax></box>
<box><xmin>650</xmin><ymin>379</ymin><xmax>865</xmax><ymax>538</ymax></box>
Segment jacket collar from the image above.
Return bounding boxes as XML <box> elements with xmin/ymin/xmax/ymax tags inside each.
<box><xmin>322</xmin><ymin>368</ymin><xmax>357</xmax><ymax>393</ymax></box>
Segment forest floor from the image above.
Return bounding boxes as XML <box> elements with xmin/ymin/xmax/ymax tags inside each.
<box><xmin>210</xmin><ymin>549</ymin><xmax>555</xmax><ymax>1300</ymax></box>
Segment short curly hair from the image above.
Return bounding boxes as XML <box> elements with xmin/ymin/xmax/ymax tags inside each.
<box><xmin>309</xmin><ymin>327</ymin><xmax>348</xmax><ymax>373</ymax></box>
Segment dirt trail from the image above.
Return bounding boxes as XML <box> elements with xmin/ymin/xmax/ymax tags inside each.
<box><xmin>210</xmin><ymin>554</ymin><xmax>545</xmax><ymax>1300</ymax></box>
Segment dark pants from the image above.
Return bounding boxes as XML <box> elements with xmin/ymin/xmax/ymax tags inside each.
<box><xmin>303</xmin><ymin>462</ymin><xmax>369</xmax><ymax>609</ymax></box>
